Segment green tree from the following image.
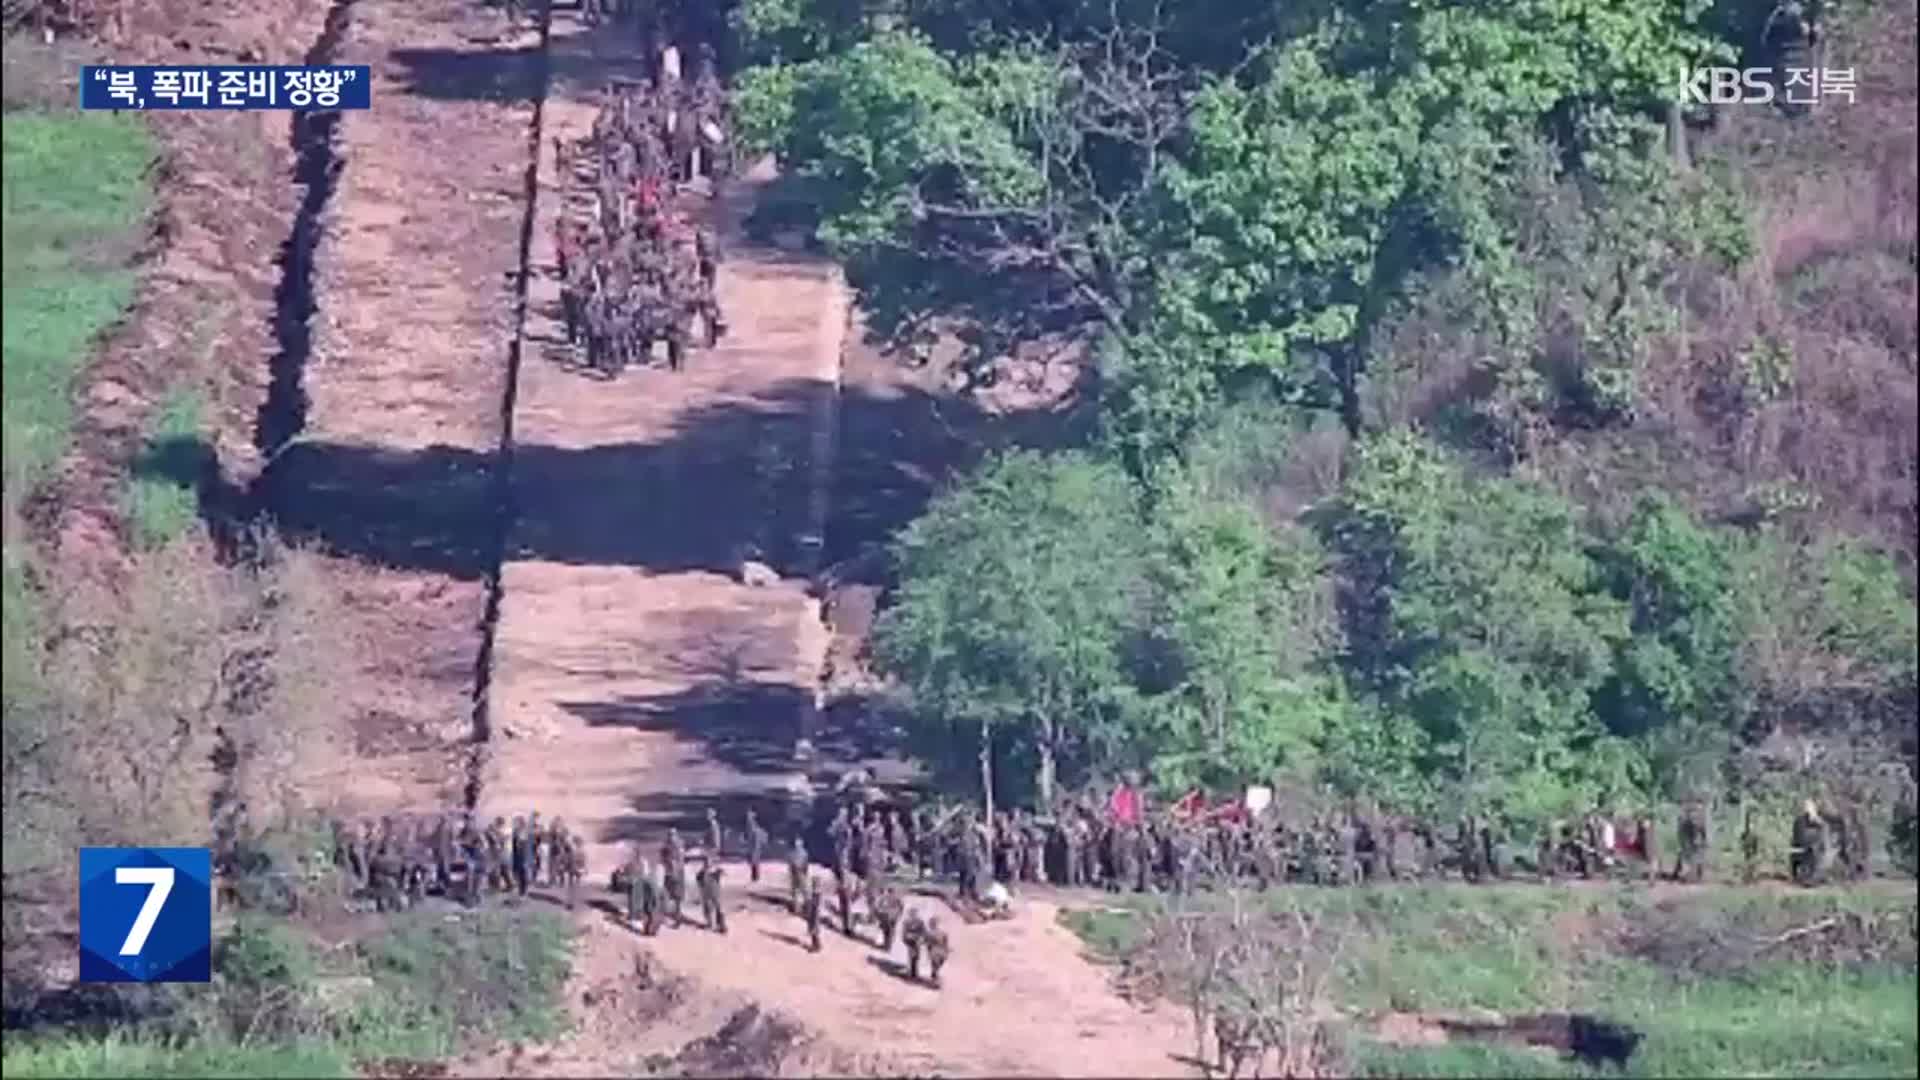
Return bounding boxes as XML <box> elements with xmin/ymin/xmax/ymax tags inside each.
<box><xmin>871</xmin><ymin>450</ymin><xmax>1149</xmax><ymax>808</ymax></box>
<box><xmin>1134</xmin><ymin>486</ymin><xmax>1344</xmax><ymax>793</ymax></box>
<box><xmin>1324</xmin><ymin>433</ymin><xmax>1632</xmax><ymax>817</ymax></box>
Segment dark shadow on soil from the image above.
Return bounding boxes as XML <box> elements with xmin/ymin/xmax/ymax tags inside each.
<box><xmin>565</xmin><ymin>684</ymin><xmax>815</xmax><ymax>778</ymax></box>
<box><xmin>177</xmin><ymin>375</ymin><xmax>1063</xmax><ymax>587</ymax></box>
<box><xmin>758</xmin><ymin>927</ymin><xmax>813</xmax><ymax>952</ymax></box>
<box><xmin>864</xmin><ymin>954</ymin><xmax>924</xmax><ymax>986</ymax></box>
<box><xmin>389</xmin><ymin>21</ymin><xmax>657</xmax><ymax>108</ymax></box>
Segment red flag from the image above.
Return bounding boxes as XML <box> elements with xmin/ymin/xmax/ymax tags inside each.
<box><xmin>1109</xmin><ymin>784</ymin><xmax>1141</xmax><ymax>826</ymax></box>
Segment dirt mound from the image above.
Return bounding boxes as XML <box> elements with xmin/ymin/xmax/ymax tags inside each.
<box><xmin>644</xmin><ymin>1004</ymin><xmax>815</xmax><ymax>1078</ymax></box>
<box><xmin>1374</xmin><ymin>1010</ymin><xmax>1644</xmax><ymax>1069</ymax></box>
<box><xmin>1620</xmin><ymin>895</ymin><xmax>1919</xmax><ymax>979</ymax></box>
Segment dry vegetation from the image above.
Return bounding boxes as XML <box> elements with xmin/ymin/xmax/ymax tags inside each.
<box><xmin>1366</xmin><ymin>1</ymin><xmax>1918</xmax><ymax>573</ymax></box>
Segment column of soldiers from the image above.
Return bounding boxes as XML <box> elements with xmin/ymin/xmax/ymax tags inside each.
<box><xmin>329</xmin><ymin>812</ymin><xmax>587</xmax><ymax>912</ymax></box>
<box><xmin>553</xmin><ymin>45</ymin><xmax>728</xmax><ymax>376</ymax></box>
<box><xmin>881</xmin><ymin>791</ymin><xmax>1905</xmax><ymax>895</ymax></box>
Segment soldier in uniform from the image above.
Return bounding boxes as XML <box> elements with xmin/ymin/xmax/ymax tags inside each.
<box><xmin>371</xmin><ymin>843</ymin><xmax>405</xmax><ymax>913</ymax></box>
<box><xmin>462</xmin><ymin>816</ymin><xmax>490</xmax><ymax>907</ymax></box>
<box><xmin>662</xmin><ymin>828</ymin><xmax>687</xmax><ymax>926</ymax></box>
<box><xmin>802</xmin><ymin>876</ymin><xmax>825</xmax><ymax>952</ymax></box>
<box><xmin>902</xmin><ymin>909</ymin><xmax>928</xmax><ymax>979</ymax></box>
<box><xmin>1633</xmin><ymin>814</ymin><xmax>1658</xmax><ymax>883</ymax></box>
<box><xmin>924</xmin><ymin>916</ymin><xmax>951</xmax><ymax>989</ymax></box>
<box><xmin>485</xmin><ymin>817</ymin><xmax>511</xmax><ymax>892</ymax></box>
<box><xmin>1539</xmin><ymin>820</ymin><xmax>1562</xmax><ymax>883</ymax></box>
<box><xmin>527</xmin><ymin>811</ymin><xmax>546</xmax><ymax>886</ymax></box>
<box><xmin>871</xmin><ymin>883</ymin><xmax>904</xmax><ymax>952</ymax></box>
<box><xmin>697</xmin><ymin>858</ymin><xmax>726</xmax><ymax>934</ymax></box>
<box><xmin>1790</xmin><ymin>799</ymin><xmax>1827</xmax><ymax>886</ymax></box>
<box><xmin>1063</xmin><ymin>817</ymin><xmax>1085</xmax><ymax>887</ymax></box>
<box><xmin>1843</xmin><ymin>800</ymin><xmax>1871</xmax><ymax>881</ymax></box>
<box><xmin>745</xmin><ymin>809</ymin><xmax>768</xmax><ymax>882</ymax></box>
<box><xmin>1675</xmin><ymin>802</ymin><xmax>1709</xmax><ymax>883</ymax></box>
<box><xmin>510</xmin><ymin>816</ymin><xmax>533</xmax><ymax>897</ymax></box>
<box><xmin>705</xmin><ymin>807</ymin><xmax>724</xmax><ymax>862</ymax></box>
<box><xmin>1740</xmin><ymin>802</ymin><xmax>1762</xmax><ymax>883</ymax></box>
<box><xmin>836</xmin><ymin>874</ymin><xmax>857</xmax><ymax>939</ymax></box>
<box><xmin>887</xmin><ymin>810</ymin><xmax>910</xmax><ymax>873</ymax></box>
<box><xmin>625</xmin><ymin>846</ymin><xmax>647</xmax><ymax>929</ymax></box>
<box><xmin>565</xmin><ymin>831</ymin><xmax>586</xmax><ymax>911</ymax></box>
<box><xmin>787</xmin><ymin>834</ymin><xmax>810</xmax><ymax>910</ymax></box>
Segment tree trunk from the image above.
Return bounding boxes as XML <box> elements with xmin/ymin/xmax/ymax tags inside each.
<box><xmin>1038</xmin><ymin>738</ymin><xmax>1057</xmax><ymax>811</ymax></box>
<box><xmin>980</xmin><ymin>719</ymin><xmax>995</xmax><ymax>825</ymax></box>
<box><xmin>1667</xmin><ymin>101</ymin><xmax>1691</xmax><ymax>172</ymax></box>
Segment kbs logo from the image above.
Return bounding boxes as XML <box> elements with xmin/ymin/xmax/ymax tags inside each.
<box><xmin>78</xmin><ymin>847</ymin><xmax>212</xmax><ymax>983</ymax></box>
<box><xmin>1679</xmin><ymin>67</ymin><xmax>1857</xmax><ymax>106</ymax></box>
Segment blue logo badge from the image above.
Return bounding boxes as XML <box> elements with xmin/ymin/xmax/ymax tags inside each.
<box><xmin>78</xmin><ymin>847</ymin><xmax>212</xmax><ymax>983</ymax></box>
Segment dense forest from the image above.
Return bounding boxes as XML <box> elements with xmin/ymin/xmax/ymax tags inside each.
<box><xmin>731</xmin><ymin>0</ymin><xmax>1918</xmax><ymax>828</ymax></box>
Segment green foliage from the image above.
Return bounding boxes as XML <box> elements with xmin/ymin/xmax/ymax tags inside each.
<box><xmin>1067</xmin><ymin>883</ymin><xmax>1920</xmax><ymax>1079</ymax></box>
<box><xmin>873</xmin><ymin>450</ymin><xmax>1149</xmax><ymax>802</ymax></box>
<box><xmin>1326</xmin><ymin>433</ymin><xmax>1631</xmax><ymax>817</ymax></box>
<box><xmin>122</xmin><ymin>387</ymin><xmax>207</xmax><ymax>551</ymax></box>
<box><xmin>2</xmin><ymin>100</ymin><xmax>153</xmax><ymax>897</ymax></box>
<box><xmin>1592</xmin><ymin>494</ymin><xmax>1742</xmax><ymax>788</ymax></box>
<box><xmin>1136</xmin><ymin>486</ymin><xmax>1342</xmax><ymax>792</ymax></box>
<box><xmin>2</xmin><ymin>906</ymin><xmax>577</xmax><ymax>1079</ymax></box>
<box><xmin>2</xmin><ymin>108</ymin><xmax>153</xmax><ymax>503</ymax></box>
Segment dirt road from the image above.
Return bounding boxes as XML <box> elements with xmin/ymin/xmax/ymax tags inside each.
<box><xmin>480</xmin><ymin>15</ymin><xmax>843</xmax><ymax>885</ymax></box>
<box><xmin>283</xmin><ymin>0</ymin><xmax>541</xmax><ymax>815</ymax></box>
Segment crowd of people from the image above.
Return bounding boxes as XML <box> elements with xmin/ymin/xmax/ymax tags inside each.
<box><xmin>329</xmin><ymin>812</ymin><xmax>588</xmax><ymax>913</ymax></box>
<box><xmin>552</xmin><ymin>42</ymin><xmax>728</xmax><ymax>374</ymax></box>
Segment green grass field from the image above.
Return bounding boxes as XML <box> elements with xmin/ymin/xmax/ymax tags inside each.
<box><xmin>1062</xmin><ymin>882</ymin><xmax>1919</xmax><ymax>1078</ymax></box>
<box><xmin>1</xmin><ymin>904</ymin><xmax>577</xmax><ymax>1079</ymax></box>
<box><xmin>2</xmin><ymin>104</ymin><xmax>154</xmax><ymax>504</ymax></box>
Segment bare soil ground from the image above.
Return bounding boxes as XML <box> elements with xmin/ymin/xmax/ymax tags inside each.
<box><xmin>458</xmin><ymin>13</ymin><xmax>1193</xmax><ymax>1075</ymax></box>
<box><xmin>478</xmin><ymin>15</ymin><xmax>845</xmax><ymax>873</ymax></box>
<box><xmin>287</xmin><ymin>0</ymin><xmax>541</xmax><ymax>816</ymax></box>
<box><xmin>456</xmin><ymin>868</ymin><xmax>1195</xmax><ymax>1077</ymax></box>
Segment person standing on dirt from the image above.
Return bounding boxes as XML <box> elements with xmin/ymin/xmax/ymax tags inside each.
<box><xmin>786</xmin><ymin>834</ymin><xmax>809</xmax><ymax>910</ymax></box>
<box><xmin>705</xmin><ymin>807</ymin><xmax>724</xmax><ymax>863</ymax></box>
<box><xmin>626</xmin><ymin>846</ymin><xmax>647</xmax><ymax>929</ymax></box>
<box><xmin>697</xmin><ymin>857</ymin><xmax>727</xmax><ymax>934</ymax></box>
<box><xmin>802</xmin><ymin>876</ymin><xmax>826</xmax><ymax>952</ymax></box>
<box><xmin>563</xmin><ymin>831</ymin><xmax>586</xmax><ymax>912</ymax></box>
<box><xmin>902</xmin><ymin>909</ymin><xmax>927</xmax><ymax>978</ymax></box>
<box><xmin>745</xmin><ymin>809</ymin><xmax>768</xmax><ymax>882</ymax></box>
<box><xmin>871</xmin><ymin>884</ymin><xmax>904</xmax><ymax>952</ymax></box>
<box><xmin>886</xmin><ymin>810</ymin><xmax>909</xmax><ymax>873</ymax></box>
<box><xmin>1739</xmin><ymin>801</ymin><xmax>1762</xmax><ymax>883</ymax></box>
<box><xmin>1790</xmin><ymin>799</ymin><xmax>1828</xmax><ymax>886</ymax></box>
<box><xmin>662</xmin><ymin>829</ymin><xmax>688</xmax><ymax>926</ymax></box>
<box><xmin>1624</xmin><ymin>813</ymin><xmax>1653</xmax><ymax>883</ymax></box>
<box><xmin>510</xmin><ymin>816</ymin><xmax>533</xmax><ymax>898</ymax></box>
<box><xmin>526</xmin><ymin>811</ymin><xmax>545</xmax><ymax>886</ymax></box>
<box><xmin>924</xmin><ymin>916</ymin><xmax>951</xmax><ymax>989</ymax></box>
<box><xmin>1675</xmin><ymin>802</ymin><xmax>1709</xmax><ymax>883</ymax></box>
<box><xmin>835</xmin><ymin>874</ymin><xmax>857</xmax><ymax>939</ymax></box>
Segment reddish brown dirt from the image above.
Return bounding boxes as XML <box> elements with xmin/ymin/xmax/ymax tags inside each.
<box><xmin>289</xmin><ymin>0</ymin><xmax>541</xmax><ymax>816</ymax></box>
<box><xmin>460</xmin><ymin>13</ymin><xmax>1192</xmax><ymax>1076</ymax></box>
<box><xmin>481</xmin><ymin>12</ymin><xmax>843</xmax><ymax>887</ymax></box>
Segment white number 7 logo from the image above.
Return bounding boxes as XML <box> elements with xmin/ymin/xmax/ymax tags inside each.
<box><xmin>115</xmin><ymin>867</ymin><xmax>175</xmax><ymax>956</ymax></box>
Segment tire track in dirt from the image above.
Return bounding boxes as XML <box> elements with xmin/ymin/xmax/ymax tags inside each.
<box><xmin>262</xmin><ymin>0</ymin><xmax>547</xmax><ymax>818</ymax></box>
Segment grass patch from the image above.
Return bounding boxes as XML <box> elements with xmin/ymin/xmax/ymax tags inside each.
<box><xmin>1061</xmin><ymin>883</ymin><xmax>1920</xmax><ymax>1078</ymax></box>
<box><xmin>1</xmin><ymin>902</ymin><xmax>578</xmax><ymax>1079</ymax></box>
<box><xmin>122</xmin><ymin>386</ymin><xmax>207</xmax><ymax>550</ymax></box>
<box><xmin>2</xmin><ymin>104</ymin><xmax>154</xmax><ymax>503</ymax></box>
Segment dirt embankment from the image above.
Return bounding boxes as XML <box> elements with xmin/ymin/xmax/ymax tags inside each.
<box><xmin>261</xmin><ymin>0</ymin><xmax>546</xmax><ymax>817</ymax></box>
<box><xmin>33</xmin><ymin>0</ymin><xmax>333</xmax><ymax>586</ymax></box>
